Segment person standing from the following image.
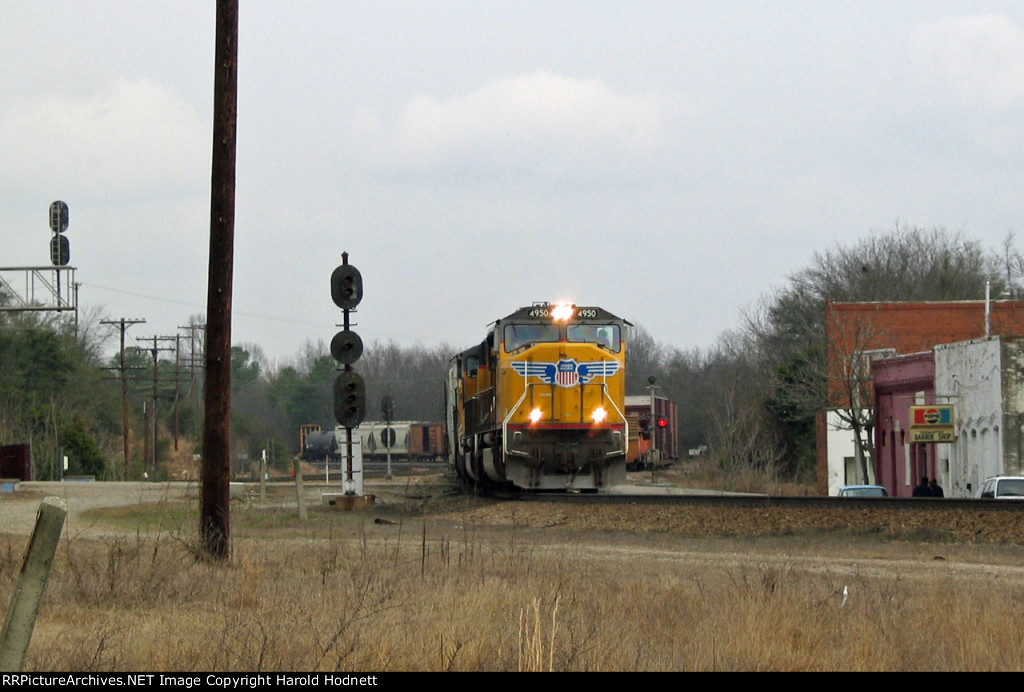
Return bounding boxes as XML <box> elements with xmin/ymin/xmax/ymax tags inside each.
<box><xmin>913</xmin><ymin>476</ymin><xmax>931</xmax><ymax>497</ymax></box>
<box><xmin>929</xmin><ymin>478</ymin><xmax>944</xmax><ymax>497</ymax></box>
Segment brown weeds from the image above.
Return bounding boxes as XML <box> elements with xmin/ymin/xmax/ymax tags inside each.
<box><xmin>3</xmin><ymin>497</ymin><xmax>1024</xmax><ymax>671</ymax></box>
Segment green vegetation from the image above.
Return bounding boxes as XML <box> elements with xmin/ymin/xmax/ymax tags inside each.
<box><xmin>80</xmin><ymin>500</ymin><xmax>197</xmax><ymax>533</ymax></box>
<box><xmin>0</xmin><ymin>313</ymin><xmax>120</xmax><ymax>480</ymax></box>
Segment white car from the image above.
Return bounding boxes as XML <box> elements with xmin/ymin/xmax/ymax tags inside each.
<box><xmin>978</xmin><ymin>476</ymin><xmax>1024</xmax><ymax>499</ymax></box>
<box><xmin>838</xmin><ymin>485</ymin><xmax>888</xmax><ymax>498</ymax></box>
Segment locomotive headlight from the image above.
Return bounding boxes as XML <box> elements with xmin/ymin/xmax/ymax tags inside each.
<box><xmin>591</xmin><ymin>407</ymin><xmax>608</xmax><ymax>423</ymax></box>
<box><xmin>551</xmin><ymin>303</ymin><xmax>574</xmax><ymax>321</ymax></box>
<box><xmin>529</xmin><ymin>407</ymin><xmax>543</xmax><ymax>423</ymax></box>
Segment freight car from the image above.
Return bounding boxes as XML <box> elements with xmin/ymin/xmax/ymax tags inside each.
<box><xmin>302</xmin><ymin>422</ymin><xmax>445</xmax><ymax>463</ymax></box>
<box><xmin>446</xmin><ymin>302</ymin><xmax>630</xmax><ymax>491</ymax></box>
<box><xmin>359</xmin><ymin>421</ymin><xmax>446</xmax><ymax>462</ymax></box>
<box><xmin>301</xmin><ymin>428</ymin><xmax>338</xmax><ymax>462</ymax></box>
<box><xmin>625</xmin><ymin>395</ymin><xmax>679</xmax><ymax>470</ymax></box>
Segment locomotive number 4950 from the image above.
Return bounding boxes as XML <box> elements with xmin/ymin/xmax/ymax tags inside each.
<box><xmin>526</xmin><ymin>307</ymin><xmax>599</xmax><ymax>318</ymax></box>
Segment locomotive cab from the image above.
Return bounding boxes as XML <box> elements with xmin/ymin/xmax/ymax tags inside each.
<box><xmin>447</xmin><ymin>303</ymin><xmax>629</xmax><ymax>491</ymax></box>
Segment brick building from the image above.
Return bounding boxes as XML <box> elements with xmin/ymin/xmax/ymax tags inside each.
<box><xmin>821</xmin><ymin>300</ymin><xmax>1024</xmax><ymax>494</ymax></box>
<box><xmin>826</xmin><ymin>300</ymin><xmax>1024</xmax><ymax>401</ymax></box>
<box><xmin>871</xmin><ymin>337</ymin><xmax>1024</xmax><ymax>497</ymax></box>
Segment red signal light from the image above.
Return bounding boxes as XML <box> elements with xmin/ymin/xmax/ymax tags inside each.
<box><xmin>656</xmin><ymin>417</ymin><xmax>669</xmax><ymax>428</ymax></box>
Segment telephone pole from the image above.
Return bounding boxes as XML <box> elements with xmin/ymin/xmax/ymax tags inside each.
<box><xmin>178</xmin><ymin>322</ymin><xmax>206</xmax><ymax>401</ymax></box>
<box><xmin>202</xmin><ymin>0</ymin><xmax>238</xmax><ymax>561</ymax></box>
<box><xmin>101</xmin><ymin>318</ymin><xmax>145</xmax><ymax>479</ymax></box>
<box><xmin>138</xmin><ymin>335</ymin><xmax>176</xmax><ymax>480</ymax></box>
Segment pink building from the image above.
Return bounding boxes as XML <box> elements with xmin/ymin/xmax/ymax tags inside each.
<box><xmin>872</xmin><ymin>351</ymin><xmax>936</xmax><ymax>497</ymax></box>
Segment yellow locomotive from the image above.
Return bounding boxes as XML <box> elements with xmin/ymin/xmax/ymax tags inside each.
<box><xmin>445</xmin><ymin>302</ymin><xmax>629</xmax><ymax>491</ymax></box>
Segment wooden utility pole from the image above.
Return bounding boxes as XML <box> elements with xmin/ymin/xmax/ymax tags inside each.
<box><xmin>178</xmin><ymin>322</ymin><xmax>205</xmax><ymax>401</ymax></box>
<box><xmin>201</xmin><ymin>0</ymin><xmax>238</xmax><ymax>561</ymax></box>
<box><xmin>138</xmin><ymin>335</ymin><xmax>176</xmax><ymax>479</ymax></box>
<box><xmin>173</xmin><ymin>334</ymin><xmax>181</xmax><ymax>451</ymax></box>
<box><xmin>101</xmin><ymin>317</ymin><xmax>144</xmax><ymax>479</ymax></box>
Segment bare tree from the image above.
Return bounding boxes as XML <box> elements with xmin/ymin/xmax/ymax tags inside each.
<box><xmin>706</xmin><ymin>359</ymin><xmax>786</xmax><ymax>488</ymax></box>
<box><xmin>358</xmin><ymin>341</ymin><xmax>451</xmax><ymax>422</ymax></box>
<box><xmin>997</xmin><ymin>233</ymin><xmax>1024</xmax><ymax>299</ymax></box>
<box><xmin>823</xmin><ymin>304</ymin><xmax>898</xmax><ymax>484</ymax></box>
<box><xmin>795</xmin><ymin>224</ymin><xmax>996</xmax><ymax>303</ymax></box>
<box><xmin>741</xmin><ymin>224</ymin><xmax>1002</xmax><ymax>478</ymax></box>
<box><xmin>625</xmin><ymin>324</ymin><xmax>664</xmax><ymax>394</ymax></box>
<box><xmin>73</xmin><ymin>304</ymin><xmax>114</xmax><ymax>366</ymax></box>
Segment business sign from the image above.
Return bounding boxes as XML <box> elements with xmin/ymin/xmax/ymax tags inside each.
<box><xmin>909</xmin><ymin>404</ymin><xmax>955</xmax><ymax>443</ymax></box>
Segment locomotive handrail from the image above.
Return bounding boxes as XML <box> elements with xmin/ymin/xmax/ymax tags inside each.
<box><xmin>502</xmin><ymin>382</ymin><xmax>533</xmax><ymax>459</ymax></box>
<box><xmin>596</xmin><ymin>382</ymin><xmax>629</xmax><ymax>458</ymax></box>
<box><xmin>502</xmin><ymin>380</ymin><xmax>629</xmax><ymax>459</ymax></box>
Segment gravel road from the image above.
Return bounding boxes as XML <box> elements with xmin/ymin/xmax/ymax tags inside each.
<box><xmin>0</xmin><ymin>481</ymin><xmax>195</xmax><ymax>537</ymax></box>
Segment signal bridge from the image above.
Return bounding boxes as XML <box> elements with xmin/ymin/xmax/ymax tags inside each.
<box><xmin>0</xmin><ymin>266</ymin><xmax>77</xmax><ymax>313</ymax></box>
<box><xmin>1</xmin><ymin>201</ymin><xmax>78</xmax><ymax>316</ymax></box>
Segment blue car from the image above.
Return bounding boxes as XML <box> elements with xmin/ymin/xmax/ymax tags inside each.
<box><xmin>838</xmin><ymin>485</ymin><xmax>888</xmax><ymax>497</ymax></box>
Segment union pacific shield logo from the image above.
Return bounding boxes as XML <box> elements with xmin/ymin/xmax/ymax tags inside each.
<box><xmin>556</xmin><ymin>360</ymin><xmax>579</xmax><ymax>387</ymax></box>
<box><xmin>511</xmin><ymin>359</ymin><xmax>620</xmax><ymax>388</ymax></box>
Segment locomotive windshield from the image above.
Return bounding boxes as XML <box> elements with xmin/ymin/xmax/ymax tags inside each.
<box><xmin>503</xmin><ymin>322</ymin><xmax>621</xmax><ymax>352</ymax></box>
<box><xmin>503</xmin><ymin>323</ymin><xmax>559</xmax><ymax>352</ymax></box>
<box><xmin>567</xmin><ymin>324</ymin><xmax>620</xmax><ymax>352</ymax></box>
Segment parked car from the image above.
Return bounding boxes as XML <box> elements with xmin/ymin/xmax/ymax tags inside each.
<box><xmin>838</xmin><ymin>485</ymin><xmax>889</xmax><ymax>497</ymax></box>
<box><xmin>978</xmin><ymin>476</ymin><xmax>1024</xmax><ymax>499</ymax></box>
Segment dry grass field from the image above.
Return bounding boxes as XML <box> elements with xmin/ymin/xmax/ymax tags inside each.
<box><xmin>3</xmin><ymin>473</ymin><xmax>1024</xmax><ymax>672</ymax></box>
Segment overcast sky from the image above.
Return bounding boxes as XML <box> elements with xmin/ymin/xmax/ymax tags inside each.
<box><xmin>3</xmin><ymin>2</ymin><xmax>1023</xmax><ymax>365</ymax></box>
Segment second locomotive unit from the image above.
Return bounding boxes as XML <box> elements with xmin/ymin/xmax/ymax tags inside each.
<box><xmin>446</xmin><ymin>302</ymin><xmax>630</xmax><ymax>491</ymax></box>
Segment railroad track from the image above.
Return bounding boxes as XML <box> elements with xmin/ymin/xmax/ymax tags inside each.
<box><xmin>489</xmin><ymin>489</ymin><xmax>1024</xmax><ymax>512</ymax></box>
<box><xmin>321</xmin><ymin>464</ymin><xmax>1024</xmax><ymax>514</ymax></box>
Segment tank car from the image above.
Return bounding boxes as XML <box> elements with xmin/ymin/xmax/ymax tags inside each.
<box><xmin>446</xmin><ymin>302</ymin><xmax>630</xmax><ymax>491</ymax></box>
<box><xmin>301</xmin><ymin>429</ymin><xmax>338</xmax><ymax>462</ymax></box>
